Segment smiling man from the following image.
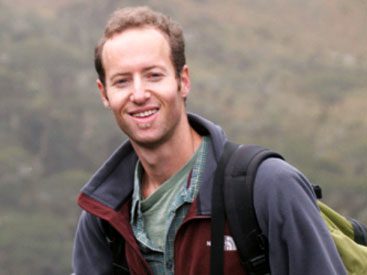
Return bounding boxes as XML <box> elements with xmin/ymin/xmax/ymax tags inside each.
<box><xmin>96</xmin><ymin>25</ymin><xmax>201</xmax><ymax>195</ymax></box>
<box><xmin>72</xmin><ymin>6</ymin><xmax>346</xmax><ymax>275</ymax></box>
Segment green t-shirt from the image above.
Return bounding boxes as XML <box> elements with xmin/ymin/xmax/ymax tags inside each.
<box><xmin>130</xmin><ymin>136</ymin><xmax>210</xmax><ymax>274</ymax></box>
<box><xmin>139</xmin><ymin>145</ymin><xmax>201</xmax><ymax>249</ymax></box>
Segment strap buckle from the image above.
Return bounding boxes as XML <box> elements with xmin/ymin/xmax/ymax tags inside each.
<box><xmin>246</xmin><ymin>254</ymin><xmax>270</xmax><ymax>275</ymax></box>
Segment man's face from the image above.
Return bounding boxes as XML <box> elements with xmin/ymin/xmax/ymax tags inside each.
<box><xmin>97</xmin><ymin>27</ymin><xmax>190</xmax><ymax>148</ymax></box>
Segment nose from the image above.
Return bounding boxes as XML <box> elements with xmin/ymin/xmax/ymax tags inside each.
<box><xmin>130</xmin><ymin>76</ymin><xmax>150</xmax><ymax>104</ymax></box>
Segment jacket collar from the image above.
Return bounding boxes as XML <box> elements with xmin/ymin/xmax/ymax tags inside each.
<box><xmin>79</xmin><ymin>113</ymin><xmax>227</xmax><ymax>213</ymax></box>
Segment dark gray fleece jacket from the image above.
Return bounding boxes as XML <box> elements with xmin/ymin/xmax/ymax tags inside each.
<box><xmin>72</xmin><ymin>113</ymin><xmax>346</xmax><ymax>275</ymax></box>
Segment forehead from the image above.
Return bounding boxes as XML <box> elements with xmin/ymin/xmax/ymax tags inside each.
<box><xmin>102</xmin><ymin>27</ymin><xmax>172</xmax><ymax>68</ymax></box>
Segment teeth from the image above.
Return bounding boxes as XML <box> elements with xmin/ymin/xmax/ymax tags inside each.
<box><xmin>133</xmin><ymin>109</ymin><xmax>157</xmax><ymax>118</ymax></box>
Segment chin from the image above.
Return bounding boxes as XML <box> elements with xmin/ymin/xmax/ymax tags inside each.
<box><xmin>131</xmin><ymin>137</ymin><xmax>164</xmax><ymax>149</ymax></box>
<box><xmin>131</xmin><ymin>129</ymin><xmax>175</xmax><ymax>149</ymax></box>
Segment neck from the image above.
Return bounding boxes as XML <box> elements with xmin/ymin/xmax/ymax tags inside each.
<box><xmin>132</xmin><ymin>124</ymin><xmax>202</xmax><ymax>198</ymax></box>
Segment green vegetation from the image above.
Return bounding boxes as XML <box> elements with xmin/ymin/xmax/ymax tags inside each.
<box><xmin>1</xmin><ymin>0</ymin><xmax>366</xmax><ymax>273</ymax></box>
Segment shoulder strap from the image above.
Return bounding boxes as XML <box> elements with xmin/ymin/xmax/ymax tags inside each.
<box><xmin>211</xmin><ymin>142</ymin><xmax>239</xmax><ymax>275</ymax></box>
<box><xmin>224</xmin><ymin>144</ymin><xmax>283</xmax><ymax>275</ymax></box>
<box><xmin>210</xmin><ymin>142</ymin><xmax>283</xmax><ymax>275</ymax></box>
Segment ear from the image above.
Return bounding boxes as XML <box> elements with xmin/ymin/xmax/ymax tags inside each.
<box><xmin>179</xmin><ymin>65</ymin><xmax>191</xmax><ymax>99</ymax></box>
<box><xmin>97</xmin><ymin>79</ymin><xmax>110</xmax><ymax>108</ymax></box>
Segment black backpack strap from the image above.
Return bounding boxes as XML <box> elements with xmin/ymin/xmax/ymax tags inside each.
<box><xmin>211</xmin><ymin>142</ymin><xmax>284</xmax><ymax>275</ymax></box>
<box><xmin>101</xmin><ymin>219</ymin><xmax>130</xmax><ymax>275</ymax></box>
<box><xmin>211</xmin><ymin>141</ymin><xmax>239</xmax><ymax>275</ymax></box>
<box><xmin>224</xmin><ymin>144</ymin><xmax>283</xmax><ymax>275</ymax></box>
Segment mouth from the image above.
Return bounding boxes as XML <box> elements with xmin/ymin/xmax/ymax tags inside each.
<box><xmin>129</xmin><ymin>108</ymin><xmax>159</xmax><ymax>129</ymax></box>
<box><xmin>131</xmin><ymin>108</ymin><xmax>159</xmax><ymax>118</ymax></box>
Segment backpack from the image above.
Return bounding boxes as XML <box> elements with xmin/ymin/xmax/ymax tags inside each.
<box><xmin>210</xmin><ymin>142</ymin><xmax>367</xmax><ymax>275</ymax></box>
<box><xmin>102</xmin><ymin>142</ymin><xmax>367</xmax><ymax>275</ymax></box>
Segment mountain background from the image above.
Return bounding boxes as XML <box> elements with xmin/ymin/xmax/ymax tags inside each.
<box><xmin>1</xmin><ymin>0</ymin><xmax>366</xmax><ymax>274</ymax></box>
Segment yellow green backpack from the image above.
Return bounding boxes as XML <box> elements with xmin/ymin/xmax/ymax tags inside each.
<box><xmin>210</xmin><ymin>143</ymin><xmax>367</xmax><ymax>275</ymax></box>
<box><xmin>318</xmin><ymin>200</ymin><xmax>367</xmax><ymax>275</ymax></box>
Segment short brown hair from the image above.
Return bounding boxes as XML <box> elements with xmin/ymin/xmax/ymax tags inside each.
<box><xmin>95</xmin><ymin>6</ymin><xmax>186</xmax><ymax>86</ymax></box>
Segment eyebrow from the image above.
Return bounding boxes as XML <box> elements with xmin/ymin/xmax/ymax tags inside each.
<box><xmin>110</xmin><ymin>65</ymin><xmax>167</xmax><ymax>80</ymax></box>
<box><xmin>142</xmin><ymin>65</ymin><xmax>167</xmax><ymax>73</ymax></box>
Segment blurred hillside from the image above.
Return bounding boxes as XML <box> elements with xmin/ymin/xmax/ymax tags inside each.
<box><xmin>0</xmin><ymin>0</ymin><xmax>366</xmax><ymax>274</ymax></box>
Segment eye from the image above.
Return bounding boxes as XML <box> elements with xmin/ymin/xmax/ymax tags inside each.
<box><xmin>147</xmin><ymin>72</ymin><xmax>163</xmax><ymax>82</ymax></box>
<box><xmin>113</xmin><ymin>78</ymin><xmax>129</xmax><ymax>88</ymax></box>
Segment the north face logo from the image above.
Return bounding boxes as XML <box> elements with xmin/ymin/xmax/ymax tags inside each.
<box><xmin>206</xmin><ymin>235</ymin><xmax>237</xmax><ymax>251</ymax></box>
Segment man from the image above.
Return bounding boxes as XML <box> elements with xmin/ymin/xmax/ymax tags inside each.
<box><xmin>72</xmin><ymin>6</ymin><xmax>346</xmax><ymax>275</ymax></box>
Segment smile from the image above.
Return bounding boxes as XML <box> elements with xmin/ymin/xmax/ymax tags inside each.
<box><xmin>132</xmin><ymin>109</ymin><xmax>158</xmax><ymax>118</ymax></box>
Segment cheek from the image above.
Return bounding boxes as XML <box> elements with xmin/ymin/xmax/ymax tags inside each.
<box><xmin>107</xmin><ymin>92</ymin><xmax>130</xmax><ymax>112</ymax></box>
<box><xmin>159</xmin><ymin>80</ymin><xmax>185</xmax><ymax>102</ymax></box>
